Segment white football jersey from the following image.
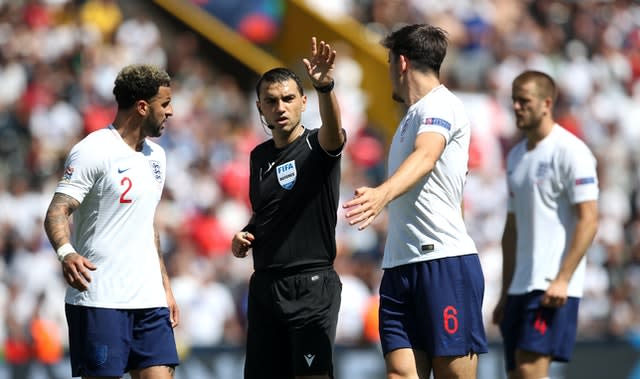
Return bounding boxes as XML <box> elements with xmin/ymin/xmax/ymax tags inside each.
<box><xmin>382</xmin><ymin>85</ymin><xmax>478</xmax><ymax>269</ymax></box>
<box><xmin>56</xmin><ymin>125</ymin><xmax>168</xmax><ymax>308</ymax></box>
<box><xmin>506</xmin><ymin>124</ymin><xmax>599</xmax><ymax>297</ymax></box>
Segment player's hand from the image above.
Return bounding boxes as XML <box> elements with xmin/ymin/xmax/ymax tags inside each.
<box><xmin>61</xmin><ymin>252</ymin><xmax>96</xmax><ymax>291</ymax></box>
<box><xmin>492</xmin><ymin>297</ymin><xmax>506</xmax><ymax>325</ymax></box>
<box><xmin>343</xmin><ymin>186</ymin><xmax>388</xmax><ymax>230</ymax></box>
<box><xmin>165</xmin><ymin>290</ymin><xmax>180</xmax><ymax>328</ymax></box>
<box><xmin>541</xmin><ymin>278</ymin><xmax>568</xmax><ymax>308</ymax></box>
<box><xmin>302</xmin><ymin>36</ymin><xmax>336</xmax><ymax>88</ymax></box>
<box><xmin>232</xmin><ymin>231</ymin><xmax>254</xmax><ymax>258</ymax></box>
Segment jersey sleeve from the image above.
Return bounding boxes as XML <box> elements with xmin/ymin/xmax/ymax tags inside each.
<box><xmin>306</xmin><ymin>128</ymin><xmax>344</xmax><ymax>159</ymax></box>
<box><xmin>320</xmin><ymin>129</ymin><xmax>347</xmax><ymax>158</ymax></box>
<box><xmin>562</xmin><ymin>141</ymin><xmax>599</xmax><ymax>204</ymax></box>
<box><xmin>415</xmin><ymin>94</ymin><xmax>463</xmax><ymax>145</ymax></box>
<box><xmin>156</xmin><ymin>146</ymin><xmax>167</xmax><ymax>190</ymax></box>
<box><xmin>55</xmin><ymin>141</ymin><xmax>104</xmax><ymax>203</ymax></box>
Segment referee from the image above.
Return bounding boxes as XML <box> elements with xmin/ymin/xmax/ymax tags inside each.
<box><xmin>231</xmin><ymin>36</ymin><xmax>346</xmax><ymax>379</ymax></box>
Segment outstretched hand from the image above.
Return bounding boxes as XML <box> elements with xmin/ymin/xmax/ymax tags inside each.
<box><xmin>343</xmin><ymin>186</ymin><xmax>389</xmax><ymax>230</ymax></box>
<box><xmin>302</xmin><ymin>37</ymin><xmax>336</xmax><ymax>88</ymax></box>
<box><xmin>165</xmin><ymin>290</ymin><xmax>180</xmax><ymax>328</ymax></box>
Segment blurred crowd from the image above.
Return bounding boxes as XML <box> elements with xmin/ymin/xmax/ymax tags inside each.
<box><xmin>0</xmin><ymin>0</ymin><xmax>639</xmax><ymax>374</ymax></box>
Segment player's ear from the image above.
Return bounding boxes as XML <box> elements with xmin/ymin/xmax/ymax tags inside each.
<box><xmin>543</xmin><ymin>97</ymin><xmax>553</xmax><ymax>116</ymax></box>
<box><xmin>399</xmin><ymin>54</ymin><xmax>409</xmax><ymax>73</ymax></box>
<box><xmin>136</xmin><ymin>99</ymin><xmax>149</xmax><ymax>116</ymax></box>
<box><xmin>257</xmin><ymin>102</ymin><xmax>274</xmax><ymax>129</ymax></box>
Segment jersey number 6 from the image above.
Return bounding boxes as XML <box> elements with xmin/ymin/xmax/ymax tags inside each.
<box><xmin>443</xmin><ymin>305</ymin><xmax>459</xmax><ymax>334</ymax></box>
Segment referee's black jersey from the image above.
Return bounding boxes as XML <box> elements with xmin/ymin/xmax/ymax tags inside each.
<box><xmin>246</xmin><ymin>127</ymin><xmax>343</xmax><ymax>272</ymax></box>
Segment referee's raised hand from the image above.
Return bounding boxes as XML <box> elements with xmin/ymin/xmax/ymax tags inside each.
<box><xmin>302</xmin><ymin>36</ymin><xmax>336</xmax><ymax>89</ymax></box>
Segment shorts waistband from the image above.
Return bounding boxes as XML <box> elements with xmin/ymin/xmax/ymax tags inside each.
<box><xmin>255</xmin><ymin>263</ymin><xmax>333</xmax><ymax>278</ymax></box>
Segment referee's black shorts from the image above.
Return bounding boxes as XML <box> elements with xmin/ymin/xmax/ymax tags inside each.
<box><xmin>244</xmin><ymin>267</ymin><xmax>342</xmax><ymax>379</ymax></box>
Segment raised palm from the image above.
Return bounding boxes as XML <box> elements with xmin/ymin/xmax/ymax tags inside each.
<box><xmin>303</xmin><ymin>36</ymin><xmax>336</xmax><ymax>87</ymax></box>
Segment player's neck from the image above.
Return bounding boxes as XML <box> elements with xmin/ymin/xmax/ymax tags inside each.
<box><xmin>273</xmin><ymin>124</ymin><xmax>304</xmax><ymax>149</ymax></box>
<box><xmin>525</xmin><ymin>120</ymin><xmax>555</xmax><ymax>150</ymax></box>
<box><xmin>112</xmin><ymin>116</ymin><xmax>145</xmax><ymax>151</ymax></box>
<box><xmin>406</xmin><ymin>72</ymin><xmax>441</xmax><ymax>106</ymax></box>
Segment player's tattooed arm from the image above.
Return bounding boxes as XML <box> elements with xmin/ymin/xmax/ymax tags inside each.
<box><xmin>44</xmin><ymin>193</ymin><xmax>80</xmax><ymax>250</ymax></box>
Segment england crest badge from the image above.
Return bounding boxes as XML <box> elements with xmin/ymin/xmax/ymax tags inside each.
<box><xmin>149</xmin><ymin>160</ymin><xmax>163</xmax><ymax>183</ymax></box>
<box><xmin>276</xmin><ymin>160</ymin><xmax>296</xmax><ymax>190</ymax></box>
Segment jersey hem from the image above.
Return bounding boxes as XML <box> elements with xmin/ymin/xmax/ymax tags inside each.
<box><xmin>507</xmin><ymin>287</ymin><xmax>584</xmax><ymax>298</ymax></box>
<box><xmin>381</xmin><ymin>251</ymin><xmax>478</xmax><ymax>269</ymax></box>
<box><xmin>64</xmin><ymin>300</ymin><xmax>168</xmax><ymax>309</ymax></box>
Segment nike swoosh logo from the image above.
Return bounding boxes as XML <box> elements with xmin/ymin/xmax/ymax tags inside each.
<box><xmin>118</xmin><ymin>167</ymin><xmax>131</xmax><ymax>174</ymax></box>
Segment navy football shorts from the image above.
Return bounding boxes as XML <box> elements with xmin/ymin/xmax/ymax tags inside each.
<box><xmin>65</xmin><ymin>304</ymin><xmax>179</xmax><ymax>377</ymax></box>
<box><xmin>499</xmin><ymin>290</ymin><xmax>580</xmax><ymax>371</ymax></box>
<box><xmin>379</xmin><ymin>254</ymin><xmax>488</xmax><ymax>357</ymax></box>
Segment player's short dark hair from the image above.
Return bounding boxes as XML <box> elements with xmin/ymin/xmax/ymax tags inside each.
<box><xmin>381</xmin><ymin>24</ymin><xmax>448</xmax><ymax>76</ymax></box>
<box><xmin>113</xmin><ymin>64</ymin><xmax>171</xmax><ymax>109</ymax></box>
<box><xmin>255</xmin><ymin>67</ymin><xmax>304</xmax><ymax>99</ymax></box>
<box><xmin>513</xmin><ymin>70</ymin><xmax>557</xmax><ymax>101</ymax></box>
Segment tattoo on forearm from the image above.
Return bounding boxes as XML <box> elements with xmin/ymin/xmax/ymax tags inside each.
<box><xmin>155</xmin><ymin>229</ymin><xmax>171</xmax><ymax>287</ymax></box>
<box><xmin>43</xmin><ymin>193</ymin><xmax>80</xmax><ymax>249</ymax></box>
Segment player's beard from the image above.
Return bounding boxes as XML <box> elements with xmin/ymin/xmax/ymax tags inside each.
<box><xmin>516</xmin><ymin>111</ymin><xmax>543</xmax><ymax>131</ymax></box>
<box><xmin>392</xmin><ymin>92</ymin><xmax>404</xmax><ymax>103</ymax></box>
<box><xmin>143</xmin><ymin>115</ymin><xmax>164</xmax><ymax>138</ymax></box>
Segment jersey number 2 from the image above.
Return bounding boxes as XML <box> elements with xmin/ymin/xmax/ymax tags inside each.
<box><xmin>120</xmin><ymin>177</ymin><xmax>133</xmax><ymax>203</ymax></box>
